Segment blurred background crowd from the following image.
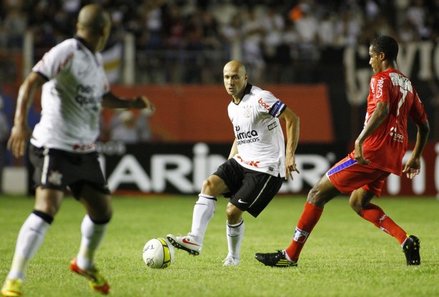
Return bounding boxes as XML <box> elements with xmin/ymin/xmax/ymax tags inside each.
<box><xmin>0</xmin><ymin>0</ymin><xmax>438</xmax><ymax>139</ymax></box>
<box><xmin>1</xmin><ymin>0</ymin><xmax>438</xmax><ymax>84</ymax></box>
<box><xmin>0</xmin><ymin>0</ymin><xmax>438</xmax><ymax>194</ymax></box>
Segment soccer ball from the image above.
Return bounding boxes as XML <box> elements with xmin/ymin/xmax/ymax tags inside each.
<box><xmin>142</xmin><ymin>237</ymin><xmax>174</xmax><ymax>269</ymax></box>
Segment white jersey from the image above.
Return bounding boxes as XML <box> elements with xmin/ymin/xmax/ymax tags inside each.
<box><xmin>229</xmin><ymin>84</ymin><xmax>287</xmax><ymax>177</ymax></box>
<box><xmin>31</xmin><ymin>38</ymin><xmax>110</xmax><ymax>152</ymax></box>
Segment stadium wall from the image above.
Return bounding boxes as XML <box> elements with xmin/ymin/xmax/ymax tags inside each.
<box><xmin>100</xmin><ymin>142</ymin><xmax>439</xmax><ymax>197</ymax></box>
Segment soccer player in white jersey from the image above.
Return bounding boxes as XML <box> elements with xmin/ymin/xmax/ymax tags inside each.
<box><xmin>167</xmin><ymin>60</ymin><xmax>300</xmax><ymax>266</ymax></box>
<box><xmin>1</xmin><ymin>4</ymin><xmax>155</xmax><ymax>296</ymax></box>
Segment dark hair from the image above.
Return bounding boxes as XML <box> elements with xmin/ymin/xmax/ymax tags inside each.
<box><xmin>370</xmin><ymin>35</ymin><xmax>399</xmax><ymax>62</ymax></box>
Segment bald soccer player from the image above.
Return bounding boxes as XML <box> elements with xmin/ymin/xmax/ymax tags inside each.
<box><xmin>1</xmin><ymin>4</ymin><xmax>155</xmax><ymax>296</ymax></box>
<box><xmin>167</xmin><ymin>60</ymin><xmax>300</xmax><ymax>266</ymax></box>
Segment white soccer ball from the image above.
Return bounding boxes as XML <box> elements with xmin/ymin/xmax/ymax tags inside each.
<box><xmin>142</xmin><ymin>237</ymin><xmax>174</xmax><ymax>269</ymax></box>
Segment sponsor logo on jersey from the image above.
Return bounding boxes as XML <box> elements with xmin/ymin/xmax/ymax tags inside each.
<box><xmin>236</xmin><ymin>129</ymin><xmax>258</xmax><ymax>140</ymax></box>
<box><xmin>268</xmin><ymin>121</ymin><xmax>278</xmax><ymax>131</ymax></box>
<box><xmin>75</xmin><ymin>84</ymin><xmax>97</xmax><ymax>106</ymax></box>
<box><xmin>389</xmin><ymin>126</ymin><xmax>404</xmax><ymax>143</ymax></box>
<box><xmin>236</xmin><ymin>155</ymin><xmax>260</xmax><ymax>167</ymax></box>
<box><xmin>236</xmin><ymin>129</ymin><xmax>260</xmax><ymax>145</ymax></box>
<box><xmin>258</xmin><ymin>98</ymin><xmax>271</xmax><ymax>111</ymax></box>
<box><xmin>376</xmin><ymin>77</ymin><xmax>384</xmax><ymax>98</ymax></box>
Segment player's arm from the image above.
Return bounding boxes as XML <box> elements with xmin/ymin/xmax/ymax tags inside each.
<box><xmin>402</xmin><ymin>119</ymin><xmax>429</xmax><ymax>179</ymax></box>
<box><xmin>102</xmin><ymin>92</ymin><xmax>155</xmax><ymax>113</ymax></box>
<box><xmin>354</xmin><ymin>100</ymin><xmax>389</xmax><ymax>164</ymax></box>
<box><xmin>279</xmin><ymin>107</ymin><xmax>300</xmax><ymax>179</ymax></box>
<box><xmin>402</xmin><ymin>93</ymin><xmax>430</xmax><ymax>179</ymax></box>
<box><xmin>228</xmin><ymin>138</ymin><xmax>238</xmax><ymax>159</ymax></box>
<box><xmin>8</xmin><ymin>72</ymin><xmax>46</xmax><ymax>158</ymax></box>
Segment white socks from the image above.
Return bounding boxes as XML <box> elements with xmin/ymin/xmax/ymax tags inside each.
<box><xmin>226</xmin><ymin>220</ymin><xmax>245</xmax><ymax>260</ymax></box>
<box><xmin>76</xmin><ymin>215</ymin><xmax>107</xmax><ymax>270</ymax></box>
<box><xmin>189</xmin><ymin>194</ymin><xmax>217</xmax><ymax>244</ymax></box>
<box><xmin>7</xmin><ymin>213</ymin><xmax>51</xmax><ymax>280</ymax></box>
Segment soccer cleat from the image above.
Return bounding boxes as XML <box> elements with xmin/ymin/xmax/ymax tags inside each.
<box><xmin>166</xmin><ymin>234</ymin><xmax>201</xmax><ymax>256</ymax></box>
<box><xmin>403</xmin><ymin>235</ymin><xmax>421</xmax><ymax>265</ymax></box>
<box><xmin>223</xmin><ymin>255</ymin><xmax>240</xmax><ymax>266</ymax></box>
<box><xmin>1</xmin><ymin>279</ymin><xmax>23</xmax><ymax>297</ymax></box>
<box><xmin>255</xmin><ymin>250</ymin><xmax>298</xmax><ymax>267</ymax></box>
<box><xmin>69</xmin><ymin>258</ymin><xmax>110</xmax><ymax>295</ymax></box>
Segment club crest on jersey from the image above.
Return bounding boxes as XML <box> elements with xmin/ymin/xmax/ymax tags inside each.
<box><xmin>243</xmin><ymin>104</ymin><xmax>252</xmax><ymax>118</ymax></box>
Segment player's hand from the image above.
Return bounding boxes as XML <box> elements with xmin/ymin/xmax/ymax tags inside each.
<box><xmin>402</xmin><ymin>157</ymin><xmax>421</xmax><ymax>179</ymax></box>
<box><xmin>137</xmin><ymin>96</ymin><xmax>156</xmax><ymax>114</ymax></box>
<box><xmin>7</xmin><ymin>125</ymin><xmax>30</xmax><ymax>158</ymax></box>
<box><xmin>285</xmin><ymin>155</ymin><xmax>300</xmax><ymax>180</ymax></box>
<box><xmin>354</xmin><ymin>140</ymin><xmax>369</xmax><ymax>165</ymax></box>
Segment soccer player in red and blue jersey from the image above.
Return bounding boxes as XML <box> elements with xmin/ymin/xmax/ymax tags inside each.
<box><xmin>255</xmin><ymin>35</ymin><xmax>430</xmax><ymax>267</ymax></box>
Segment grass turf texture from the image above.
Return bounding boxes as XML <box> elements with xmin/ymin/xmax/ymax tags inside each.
<box><xmin>1</xmin><ymin>195</ymin><xmax>438</xmax><ymax>297</ymax></box>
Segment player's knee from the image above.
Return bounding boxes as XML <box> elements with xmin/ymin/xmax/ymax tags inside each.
<box><xmin>226</xmin><ymin>203</ymin><xmax>241</xmax><ymax>224</ymax></box>
<box><xmin>348</xmin><ymin>197</ymin><xmax>363</xmax><ymax>214</ymax></box>
<box><xmin>306</xmin><ymin>187</ymin><xmax>324</xmax><ymax>206</ymax></box>
<box><xmin>90</xmin><ymin>209</ymin><xmax>112</xmax><ymax>224</ymax></box>
<box><xmin>35</xmin><ymin>201</ymin><xmax>61</xmax><ymax>217</ymax></box>
<box><xmin>100</xmin><ymin>205</ymin><xmax>113</xmax><ymax>223</ymax></box>
<box><xmin>201</xmin><ymin>176</ymin><xmax>219</xmax><ymax>194</ymax></box>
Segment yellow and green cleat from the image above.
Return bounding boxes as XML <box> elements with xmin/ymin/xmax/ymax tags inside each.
<box><xmin>1</xmin><ymin>279</ymin><xmax>23</xmax><ymax>297</ymax></box>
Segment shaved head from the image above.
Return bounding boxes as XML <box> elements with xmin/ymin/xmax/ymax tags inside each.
<box><xmin>77</xmin><ymin>4</ymin><xmax>111</xmax><ymax>34</ymax></box>
<box><xmin>223</xmin><ymin>60</ymin><xmax>246</xmax><ymax>76</ymax></box>
<box><xmin>76</xmin><ymin>4</ymin><xmax>111</xmax><ymax>52</ymax></box>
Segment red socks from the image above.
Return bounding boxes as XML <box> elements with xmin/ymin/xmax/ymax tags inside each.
<box><xmin>359</xmin><ymin>203</ymin><xmax>407</xmax><ymax>244</ymax></box>
<box><xmin>285</xmin><ymin>202</ymin><xmax>323</xmax><ymax>262</ymax></box>
<box><xmin>284</xmin><ymin>202</ymin><xmax>408</xmax><ymax>262</ymax></box>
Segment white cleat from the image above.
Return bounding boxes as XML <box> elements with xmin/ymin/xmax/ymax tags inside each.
<box><xmin>166</xmin><ymin>234</ymin><xmax>201</xmax><ymax>256</ymax></box>
<box><xmin>223</xmin><ymin>255</ymin><xmax>240</xmax><ymax>266</ymax></box>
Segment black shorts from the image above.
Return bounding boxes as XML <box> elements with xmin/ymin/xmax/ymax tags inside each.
<box><xmin>214</xmin><ymin>158</ymin><xmax>283</xmax><ymax>217</ymax></box>
<box><xmin>29</xmin><ymin>144</ymin><xmax>110</xmax><ymax>199</ymax></box>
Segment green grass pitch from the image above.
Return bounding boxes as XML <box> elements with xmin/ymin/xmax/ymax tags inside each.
<box><xmin>1</xmin><ymin>194</ymin><xmax>438</xmax><ymax>297</ymax></box>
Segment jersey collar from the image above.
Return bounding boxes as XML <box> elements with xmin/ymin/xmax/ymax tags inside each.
<box><xmin>74</xmin><ymin>36</ymin><xmax>95</xmax><ymax>53</ymax></box>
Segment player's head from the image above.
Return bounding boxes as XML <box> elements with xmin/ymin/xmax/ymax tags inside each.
<box><xmin>223</xmin><ymin>60</ymin><xmax>248</xmax><ymax>99</ymax></box>
<box><xmin>76</xmin><ymin>4</ymin><xmax>111</xmax><ymax>52</ymax></box>
<box><xmin>369</xmin><ymin>35</ymin><xmax>399</xmax><ymax>73</ymax></box>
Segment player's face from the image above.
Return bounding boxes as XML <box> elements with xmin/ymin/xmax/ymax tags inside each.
<box><xmin>223</xmin><ymin>65</ymin><xmax>247</xmax><ymax>97</ymax></box>
<box><xmin>369</xmin><ymin>45</ymin><xmax>383</xmax><ymax>74</ymax></box>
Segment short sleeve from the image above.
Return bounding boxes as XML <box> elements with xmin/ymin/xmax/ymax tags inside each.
<box><xmin>256</xmin><ymin>90</ymin><xmax>286</xmax><ymax>118</ymax></box>
<box><xmin>371</xmin><ymin>75</ymin><xmax>391</xmax><ymax>104</ymax></box>
<box><xmin>32</xmin><ymin>40</ymin><xmax>74</xmax><ymax>80</ymax></box>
